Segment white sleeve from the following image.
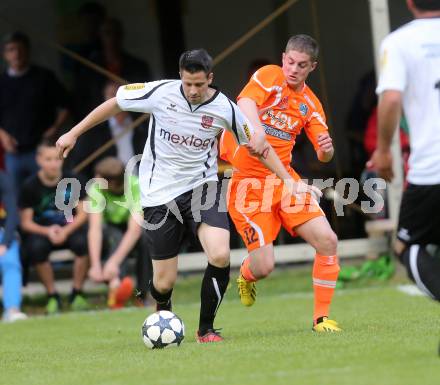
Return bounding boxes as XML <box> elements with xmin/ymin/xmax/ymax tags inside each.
<box><xmin>223</xmin><ymin>100</ymin><xmax>254</xmax><ymax>145</ymax></box>
<box><xmin>376</xmin><ymin>35</ymin><xmax>407</xmax><ymax>94</ymax></box>
<box><xmin>116</xmin><ymin>80</ymin><xmax>171</xmax><ymax>113</ymax></box>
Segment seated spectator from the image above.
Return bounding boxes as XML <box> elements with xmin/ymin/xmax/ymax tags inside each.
<box><xmin>87</xmin><ymin>157</ymin><xmax>151</xmax><ymax>308</ymax></box>
<box><xmin>0</xmin><ymin>32</ymin><xmax>69</xmax><ymax>192</ymax></box>
<box><xmin>0</xmin><ymin>171</ymin><xmax>27</xmax><ymax>322</ymax></box>
<box><xmin>19</xmin><ymin>139</ymin><xmax>89</xmax><ymax>314</ymax></box>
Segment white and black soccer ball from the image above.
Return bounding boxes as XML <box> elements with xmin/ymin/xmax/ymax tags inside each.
<box><xmin>141</xmin><ymin>311</ymin><xmax>185</xmax><ymax>349</ymax></box>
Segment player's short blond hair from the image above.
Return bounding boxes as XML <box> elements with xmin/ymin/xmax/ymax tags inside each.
<box><xmin>94</xmin><ymin>156</ymin><xmax>124</xmax><ymax>182</ymax></box>
<box><xmin>285</xmin><ymin>34</ymin><xmax>319</xmax><ymax>62</ymax></box>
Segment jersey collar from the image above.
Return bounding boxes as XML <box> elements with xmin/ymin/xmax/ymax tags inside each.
<box><xmin>179</xmin><ymin>84</ymin><xmax>220</xmax><ymax>112</ymax></box>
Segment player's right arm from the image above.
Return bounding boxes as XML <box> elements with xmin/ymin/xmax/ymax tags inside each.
<box><xmin>56</xmin><ymin>98</ymin><xmax>121</xmax><ymax>159</ymax></box>
<box><xmin>56</xmin><ymin>80</ymin><xmax>168</xmax><ymax>159</ymax></box>
<box><xmin>238</xmin><ymin>97</ymin><xmax>267</xmax><ymax>155</ymax></box>
<box><xmin>367</xmin><ymin>35</ymin><xmax>406</xmax><ymax>181</ymax></box>
<box><xmin>228</xmin><ymin>100</ymin><xmax>321</xmax><ymax>197</ymax></box>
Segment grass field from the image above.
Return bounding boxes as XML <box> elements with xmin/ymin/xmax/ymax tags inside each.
<box><xmin>1</xmin><ymin>266</ymin><xmax>440</xmax><ymax>385</ymax></box>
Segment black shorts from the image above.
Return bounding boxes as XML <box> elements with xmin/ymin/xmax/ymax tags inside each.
<box><xmin>397</xmin><ymin>183</ymin><xmax>440</xmax><ymax>246</ymax></box>
<box><xmin>23</xmin><ymin>225</ymin><xmax>88</xmax><ymax>265</ymax></box>
<box><xmin>143</xmin><ymin>181</ymin><xmax>229</xmax><ymax>260</ymax></box>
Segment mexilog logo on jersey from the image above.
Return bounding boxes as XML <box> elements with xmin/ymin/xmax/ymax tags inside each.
<box><xmin>160</xmin><ymin>128</ymin><xmax>213</xmax><ymax>149</ymax></box>
<box><xmin>201</xmin><ymin>115</ymin><xmax>214</xmax><ymax>128</ymax></box>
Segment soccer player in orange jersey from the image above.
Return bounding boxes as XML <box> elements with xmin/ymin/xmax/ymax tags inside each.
<box><xmin>220</xmin><ymin>35</ymin><xmax>341</xmax><ymax>332</ymax></box>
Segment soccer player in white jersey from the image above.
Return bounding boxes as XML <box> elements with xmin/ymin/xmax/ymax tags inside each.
<box><xmin>369</xmin><ymin>0</ymin><xmax>440</xmax><ymax>301</ymax></box>
<box><xmin>56</xmin><ymin>49</ymin><xmax>319</xmax><ymax>342</ymax></box>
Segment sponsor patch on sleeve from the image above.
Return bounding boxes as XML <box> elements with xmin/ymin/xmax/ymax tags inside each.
<box><xmin>124</xmin><ymin>83</ymin><xmax>145</xmax><ymax>90</ymax></box>
<box><xmin>243</xmin><ymin>123</ymin><xmax>252</xmax><ymax>140</ymax></box>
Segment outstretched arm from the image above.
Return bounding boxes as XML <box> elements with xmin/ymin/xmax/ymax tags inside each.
<box><xmin>56</xmin><ymin>98</ymin><xmax>121</xmax><ymax>159</ymax></box>
<box><xmin>237</xmin><ymin>98</ymin><xmax>321</xmax><ymax>197</ymax></box>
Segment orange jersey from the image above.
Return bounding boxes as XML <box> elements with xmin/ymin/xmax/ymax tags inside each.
<box><xmin>220</xmin><ymin>65</ymin><xmax>328</xmax><ymax>178</ymax></box>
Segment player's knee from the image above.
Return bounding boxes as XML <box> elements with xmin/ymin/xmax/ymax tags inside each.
<box><xmin>400</xmin><ymin>244</ymin><xmax>440</xmax><ymax>302</ymax></box>
<box><xmin>258</xmin><ymin>258</ymin><xmax>274</xmax><ymax>278</ymax></box>
<box><xmin>316</xmin><ymin>231</ymin><xmax>338</xmax><ymax>256</ymax></box>
<box><xmin>153</xmin><ymin>276</ymin><xmax>176</xmax><ymax>293</ymax></box>
<box><xmin>208</xmin><ymin>248</ymin><xmax>230</xmax><ymax>268</ymax></box>
<box><xmin>153</xmin><ymin>268</ymin><xmax>177</xmax><ymax>292</ymax></box>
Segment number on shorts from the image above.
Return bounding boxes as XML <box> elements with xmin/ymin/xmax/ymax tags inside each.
<box><xmin>244</xmin><ymin>227</ymin><xmax>258</xmax><ymax>245</ymax></box>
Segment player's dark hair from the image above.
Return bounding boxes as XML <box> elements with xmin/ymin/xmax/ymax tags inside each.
<box><xmin>413</xmin><ymin>0</ymin><xmax>440</xmax><ymax>11</ymax></box>
<box><xmin>179</xmin><ymin>49</ymin><xmax>213</xmax><ymax>75</ymax></box>
<box><xmin>285</xmin><ymin>34</ymin><xmax>319</xmax><ymax>62</ymax></box>
<box><xmin>2</xmin><ymin>31</ymin><xmax>30</xmax><ymax>50</ymax></box>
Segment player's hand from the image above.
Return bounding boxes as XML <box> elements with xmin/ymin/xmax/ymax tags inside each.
<box><xmin>246</xmin><ymin>132</ymin><xmax>270</xmax><ymax>158</ymax></box>
<box><xmin>284</xmin><ymin>178</ymin><xmax>322</xmax><ymax>200</ymax></box>
<box><xmin>367</xmin><ymin>149</ymin><xmax>393</xmax><ymax>182</ymax></box>
<box><xmin>317</xmin><ymin>133</ymin><xmax>334</xmax><ymax>162</ymax></box>
<box><xmin>89</xmin><ymin>264</ymin><xmax>104</xmax><ymax>282</ymax></box>
<box><xmin>0</xmin><ymin>244</ymin><xmax>7</xmax><ymax>257</ymax></box>
<box><xmin>317</xmin><ymin>133</ymin><xmax>333</xmax><ymax>153</ymax></box>
<box><xmin>103</xmin><ymin>259</ymin><xmax>120</xmax><ymax>281</ymax></box>
<box><xmin>56</xmin><ymin>132</ymin><xmax>77</xmax><ymax>159</ymax></box>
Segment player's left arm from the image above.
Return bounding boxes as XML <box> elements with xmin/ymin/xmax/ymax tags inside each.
<box><xmin>316</xmin><ymin>133</ymin><xmax>334</xmax><ymax>163</ymax></box>
<box><xmin>304</xmin><ymin>103</ymin><xmax>334</xmax><ymax>163</ymax></box>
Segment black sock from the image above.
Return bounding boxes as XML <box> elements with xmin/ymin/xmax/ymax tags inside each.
<box><xmin>69</xmin><ymin>288</ymin><xmax>83</xmax><ymax>303</ymax></box>
<box><xmin>199</xmin><ymin>263</ymin><xmax>230</xmax><ymax>334</ymax></box>
<box><xmin>48</xmin><ymin>292</ymin><xmax>61</xmax><ymax>306</ymax></box>
<box><xmin>150</xmin><ymin>282</ymin><xmax>173</xmax><ymax>311</ymax></box>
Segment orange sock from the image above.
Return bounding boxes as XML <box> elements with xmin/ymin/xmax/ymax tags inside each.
<box><xmin>240</xmin><ymin>257</ymin><xmax>257</xmax><ymax>282</ymax></box>
<box><xmin>312</xmin><ymin>253</ymin><xmax>340</xmax><ymax>321</ymax></box>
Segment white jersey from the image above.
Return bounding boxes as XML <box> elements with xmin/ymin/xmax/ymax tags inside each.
<box><xmin>116</xmin><ymin>80</ymin><xmax>253</xmax><ymax>206</ymax></box>
<box><xmin>376</xmin><ymin>18</ymin><xmax>440</xmax><ymax>185</ymax></box>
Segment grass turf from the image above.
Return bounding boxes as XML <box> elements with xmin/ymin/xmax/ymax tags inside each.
<box><xmin>1</xmin><ymin>267</ymin><xmax>440</xmax><ymax>385</ymax></box>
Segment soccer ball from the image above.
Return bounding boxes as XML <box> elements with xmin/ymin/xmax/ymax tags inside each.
<box><xmin>141</xmin><ymin>310</ymin><xmax>185</xmax><ymax>349</ymax></box>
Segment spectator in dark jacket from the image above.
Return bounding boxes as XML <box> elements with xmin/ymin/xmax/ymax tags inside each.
<box><xmin>0</xmin><ymin>32</ymin><xmax>69</xmax><ymax>191</ymax></box>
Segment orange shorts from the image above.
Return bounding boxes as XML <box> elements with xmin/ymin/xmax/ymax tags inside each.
<box><xmin>227</xmin><ymin>174</ymin><xmax>324</xmax><ymax>251</ymax></box>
